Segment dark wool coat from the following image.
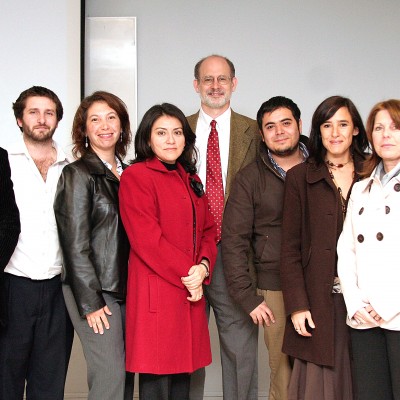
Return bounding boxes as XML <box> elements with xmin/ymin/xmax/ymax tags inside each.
<box><xmin>119</xmin><ymin>158</ymin><xmax>217</xmax><ymax>374</ymax></box>
<box><xmin>281</xmin><ymin>157</ymin><xmax>361</xmax><ymax>366</ymax></box>
<box><xmin>0</xmin><ymin>148</ymin><xmax>20</xmax><ymax>327</ymax></box>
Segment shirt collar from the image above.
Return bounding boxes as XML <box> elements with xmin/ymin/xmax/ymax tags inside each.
<box><xmin>7</xmin><ymin>137</ymin><xmax>68</xmax><ymax>164</ymax></box>
<box><xmin>101</xmin><ymin>156</ymin><xmax>123</xmax><ymax>176</ymax></box>
<box><xmin>267</xmin><ymin>141</ymin><xmax>309</xmax><ymax>178</ymax></box>
<box><xmin>199</xmin><ymin>106</ymin><xmax>231</xmax><ymax>127</ymax></box>
<box><xmin>374</xmin><ymin>160</ymin><xmax>400</xmax><ymax>186</ymax></box>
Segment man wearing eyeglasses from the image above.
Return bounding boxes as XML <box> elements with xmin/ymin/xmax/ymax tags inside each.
<box><xmin>187</xmin><ymin>55</ymin><xmax>260</xmax><ymax>400</ymax></box>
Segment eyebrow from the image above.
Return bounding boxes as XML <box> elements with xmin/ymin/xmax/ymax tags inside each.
<box><xmin>324</xmin><ymin>119</ymin><xmax>350</xmax><ymax>123</ymax></box>
<box><xmin>88</xmin><ymin>111</ymin><xmax>117</xmax><ymax>117</ymax></box>
<box><xmin>27</xmin><ymin>108</ymin><xmax>55</xmax><ymax>112</ymax></box>
<box><xmin>154</xmin><ymin>126</ymin><xmax>183</xmax><ymax>130</ymax></box>
<box><xmin>265</xmin><ymin>118</ymin><xmax>292</xmax><ymax>126</ymax></box>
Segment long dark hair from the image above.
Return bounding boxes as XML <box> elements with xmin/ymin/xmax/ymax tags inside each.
<box><xmin>133</xmin><ymin>103</ymin><xmax>198</xmax><ymax>174</ymax></box>
<box><xmin>308</xmin><ymin>96</ymin><xmax>369</xmax><ymax>165</ymax></box>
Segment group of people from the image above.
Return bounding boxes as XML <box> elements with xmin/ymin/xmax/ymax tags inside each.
<box><xmin>0</xmin><ymin>54</ymin><xmax>399</xmax><ymax>400</ymax></box>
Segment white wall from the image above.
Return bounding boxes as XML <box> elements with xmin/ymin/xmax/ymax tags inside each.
<box><xmin>0</xmin><ymin>0</ymin><xmax>80</xmax><ymax>149</ymax></box>
<box><xmin>86</xmin><ymin>0</ymin><xmax>400</xmax><ymax>136</ymax></box>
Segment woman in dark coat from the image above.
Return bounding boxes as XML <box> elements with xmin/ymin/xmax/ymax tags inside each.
<box><xmin>119</xmin><ymin>103</ymin><xmax>217</xmax><ymax>400</ymax></box>
<box><xmin>0</xmin><ymin>148</ymin><xmax>20</xmax><ymax>328</ymax></box>
<box><xmin>280</xmin><ymin>96</ymin><xmax>369</xmax><ymax>399</ymax></box>
<box><xmin>54</xmin><ymin>91</ymin><xmax>134</xmax><ymax>400</ymax></box>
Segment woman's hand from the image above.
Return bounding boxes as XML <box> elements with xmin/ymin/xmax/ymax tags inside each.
<box><xmin>353</xmin><ymin>304</ymin><xmax>381</xmax><ymax>326</ymax></box>
<box><xmin>181</xmin><ymin>262</ymin><xmax>208</xmax><ymax>290</ymax></box>
<box><xmin>291</xmin><ymin>310</ymin><xmax>315</xmax><ymax>337</ymax></box>
<box><xmin>186</xmin><ymin>286</ymin><xmax>204</xmax><ymax>302</ymax></box>
<box><xmin>86</xmin><ymin>305</ymin><xmax>112</xmax><ymax>334</ymax></box>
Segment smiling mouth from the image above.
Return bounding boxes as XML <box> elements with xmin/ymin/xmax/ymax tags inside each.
<box><xmin>207</xmin><ymin>90</ymin><xmax>224</xmax><ymax>96</ymax></box>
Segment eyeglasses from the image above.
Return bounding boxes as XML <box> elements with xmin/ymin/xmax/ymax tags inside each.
<box><xmin>199</xmin><ymin>75</ymin><xmax>232</xmax><ymax>86</ymax></box>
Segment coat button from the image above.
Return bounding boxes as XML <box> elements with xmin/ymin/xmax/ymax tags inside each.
<box><xmin>385</xmin><ymin>206</ymin><xmax>390</xmax><ymax>214</ymax></box>
<box><xmin>359</xmin><ymin>207</ymin><xmax>364</xmax><ymax>215</ymax></box>
<box><xmin>357</xmin><ymin>234</ymin><xmax>364</xmax><ymax>243</ymax></box>
<box><xmin>394</xmin><ymin>183</ymin><xmax>400</xmax><ymax>192</ymax></box>
<box><xmin>376</xmin><ymin>232</ymin><xmax>384</xmax><ymax>241</ymax></box>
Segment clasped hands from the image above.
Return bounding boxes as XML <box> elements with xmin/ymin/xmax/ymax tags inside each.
<box><xmin>352</xmin><ymin>304</ymin><xmax>382</xmax><ymax>326</ymax></box>
<box><xmin>181</xmin><ymin>261</ymin><xmax>209</xmax><ymax>302</ymax></box>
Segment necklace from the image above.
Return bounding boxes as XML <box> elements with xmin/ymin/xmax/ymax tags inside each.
<box><xmin>327</xmin><ymin>168</ymin><xmax>347</xmax><ymax>219</ymax></box>
<box><xmin>325</xmin><ymin>158</ymin><xmax>352</xmax><ymax>168</ymax></box>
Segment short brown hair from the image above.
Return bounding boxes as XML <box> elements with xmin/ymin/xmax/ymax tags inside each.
<box><xmin>72</xmin><ymin>91</ymin><xmax>132</xmax><ymax>159</ymax></box>
<box><xmin>362</xmin><ymin>99</ymin><xmax>400</xmax><ymax>177</ymax></box>
<box><xmin>13</xmin><ymin>86</ymin><xmax>63</xmax><ymax>131</ymax></box>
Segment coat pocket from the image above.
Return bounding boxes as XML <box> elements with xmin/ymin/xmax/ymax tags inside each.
<box><xmin>148</xmin><ymin>274</ymin><xmax>158</xmax><ymax>313</ymax></box>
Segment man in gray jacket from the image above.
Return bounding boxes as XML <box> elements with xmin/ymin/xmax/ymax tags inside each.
<box><xmin>222</xmin><ymin>96</ymin><xmax>308</xmax><ymax>400</ymax></box>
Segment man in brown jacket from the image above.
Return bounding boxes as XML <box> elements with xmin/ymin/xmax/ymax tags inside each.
<box><xmin>222</xmin><ymin>96</ymin><xmax>308</xmax><ymax>400</ymax></box>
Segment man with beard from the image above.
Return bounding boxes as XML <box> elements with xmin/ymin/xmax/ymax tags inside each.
<box><xmin>0</xmin><ymin>86</ymin><xmax>73</xmax><ymax>400</ymax></box>
<box><xmin>187</xmin><ymin>55</ymin><xmax>260</xmax><ymax>400</ymax></box>
<box><xmin>222</xmin><ymin>96</ymin><xmax>309</xmax><ymax>400</ymax></box>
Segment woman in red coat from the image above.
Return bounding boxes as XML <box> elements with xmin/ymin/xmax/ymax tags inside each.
<box><xmin>119</xmin><ymin>103</ymin><xmax>217</xmax><ymax>400</ymax></box>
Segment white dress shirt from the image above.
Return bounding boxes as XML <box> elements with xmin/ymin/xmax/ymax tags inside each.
<box><xmin>195</xmin><ymin>107</ymin><xmax>231</xmax><ymax>193</ymax></box>
<box><xmin>5</xmin><ymin>138</ymin><xmax>69</xmax><ymax>279</ymax></box>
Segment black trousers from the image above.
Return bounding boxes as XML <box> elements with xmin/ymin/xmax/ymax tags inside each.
<box><xmin>0</xmin><ymin>273</ymin><xmax>74</xmax><ymax>400</ymax></box>
<box><xmin>139</xmin><ymin>373</ymin><xmax>190</xmax><ymax>400</ymax></box>
<box><xmin>351</xmin><ymin>327</ymin><xmax>400</xmax><ymax>400</ymax></box>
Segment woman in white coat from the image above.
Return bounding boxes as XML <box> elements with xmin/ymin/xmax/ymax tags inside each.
<box><xmin>337</xmin><ymin>99</ymin><xmax>400</xmax><ymax>400</ymax></box>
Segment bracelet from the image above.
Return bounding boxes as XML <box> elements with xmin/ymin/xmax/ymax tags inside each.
<box><xmin>200</xmin><ymin>262</ymin><xmax>209</xmax><ymax>277</ymax></box>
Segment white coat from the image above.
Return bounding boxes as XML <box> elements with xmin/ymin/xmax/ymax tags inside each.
<box><xmin>337</xmin><ymin>166</ymin><xmax>400</xmax><ymax>330</ymax></box>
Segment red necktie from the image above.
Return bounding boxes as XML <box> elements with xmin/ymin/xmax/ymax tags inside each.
<box><xmin>206</xmin><ymin>120</ymin><xmax>224</xmax><ymax>242</ymax></box>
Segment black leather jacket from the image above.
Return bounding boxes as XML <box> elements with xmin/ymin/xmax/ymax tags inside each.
<box><xmin>54</xmin><ymin>151</ymin><xmax>129</xmax><ymax>317</ymax></box>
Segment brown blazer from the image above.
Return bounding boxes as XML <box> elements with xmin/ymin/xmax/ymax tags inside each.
<box><xmin>280</xmin><ymin>157</ymin><xmax>362</xmax><ymax>366</ymax></box>
<box><xmin>186</xmin><ymin>109</ymin><xmax>260</xmax><ymax>200</ymax></box>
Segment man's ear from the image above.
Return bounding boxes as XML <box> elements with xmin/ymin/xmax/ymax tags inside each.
<box><xmin>231</xmin><ymin>77</ymin><xmax>238</xmax><ymax>93</ymax></box>
<box><xmin>193</xmin><ymin>79</ymin><xmax>200</xmax><ymax>93</ymax></box>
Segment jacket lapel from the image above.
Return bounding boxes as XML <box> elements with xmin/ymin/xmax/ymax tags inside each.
<box><xmin>225</xmin><ymin>110</ymin><xmax>256</xmax><ymax>198</ymax></box>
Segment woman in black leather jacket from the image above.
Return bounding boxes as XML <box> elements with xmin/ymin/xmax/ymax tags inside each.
<box><xmin>54</xmin><ymin>91</ymin><xmax>133</xmax><ymax>400</ymax></box>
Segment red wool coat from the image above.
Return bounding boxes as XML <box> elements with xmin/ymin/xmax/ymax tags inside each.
<box><xmin>119</xmin><ymin>157</ymin><xmax>217</xmax><ymax>374</ymax></box>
